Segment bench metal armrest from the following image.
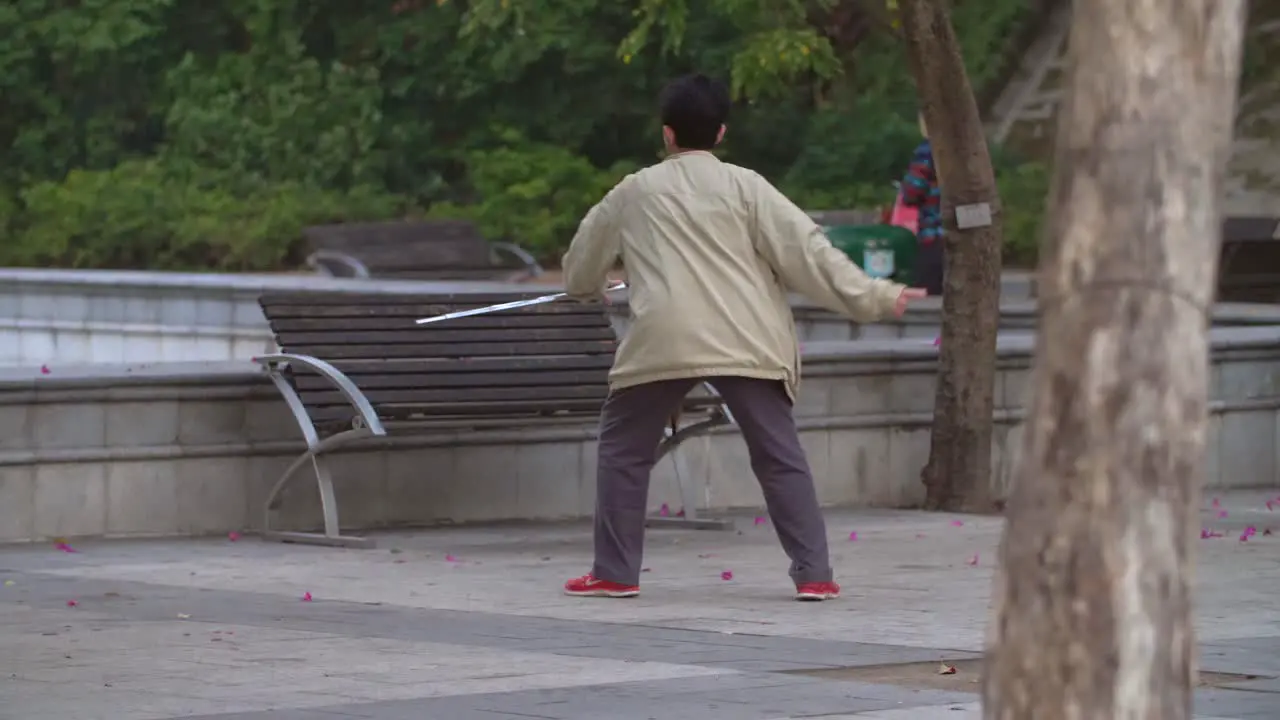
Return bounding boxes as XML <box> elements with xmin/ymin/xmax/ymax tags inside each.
<box><xmin>254</xmin><ymin>353</ymin><xmax>386</xmax><ymax>437</ymax></box>
<box><xmin>490</xmin><ymin>241</ymin><xmax>544</xmax><ymax>280</ymax></box>
<box><xmin>305</xmin><ymin>249</ymin><xmax>371</xmax><ymax>279</ymax></box>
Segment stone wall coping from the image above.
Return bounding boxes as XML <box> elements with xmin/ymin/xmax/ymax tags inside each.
<box><xmin>0</xmin><ymin>268</ymin><xmax>525</xmax><ymax>295</ymax></box>
<box><xmin>2</xmin><ymin>323</ymin><xmax>1277</xmax><ymax>393</ymax></box>
<box><xmin>6</xmin><ymin>268</ymin><xmax>1280</xmax><ymax>326</ymax></box>
<box><xmin>0</xmin><ymin>361</ymin><xmax>262</xmax><ymax>392</ymax></box>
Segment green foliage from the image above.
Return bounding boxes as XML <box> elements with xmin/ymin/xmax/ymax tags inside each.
<box><xmin>12</xmin><ymin>160</ymin><xmax>406</xmax><ymax>271</ymax></box>
<box><xmin>427</xmin><ymin>131</ymin><xmax>637</xmax><ymax>258</ymax></box>
<box><xmin>995</xmin><ymin>160</ymin><xmax>1050</xmax><ymax>267</ymax></box>
<box><xmin>0</xmin><ymin>0</ymin><xmax>1051</xmax><ymax>271</ymax></box>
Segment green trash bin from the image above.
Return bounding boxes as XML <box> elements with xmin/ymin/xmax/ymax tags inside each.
<box><xmin>823</xmin><ymin>224</ymin><xmax>918</xmax><ymax>286</ymax></box>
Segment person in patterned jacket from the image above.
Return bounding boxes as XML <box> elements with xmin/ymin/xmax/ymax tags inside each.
<box><xmin>901</xmin><ymin>113</ymin><xmax>944</xmax><ymax>295</ymax></box>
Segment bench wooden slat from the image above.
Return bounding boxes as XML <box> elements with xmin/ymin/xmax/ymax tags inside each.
<box><xmin>261</xmin><ymin>292</ymin><xmax>580</xmax><ymax>307</ymax></box>
<box><xmin>307</xmin><ymin>400</ymin><xmax>606</xmax><ymax>425</ymax></box>
<box><xmin>261</xmin><ymin>303</ymin><xmax>603</xmax><ymax>320</ymax></box>
<box><xmin>293</xmin><ymin>369</ymin><xmax>609</xmax><ymax>391</ymax></box>
<box><xmin>276</xmin><ymin>327</ymin><xmax>614</xmax><ymax>347</ymax></box>
<box><xmin>300</xmin><ymin>384</ymin><xmax>608</xmax><ymax>407</ymax></box>
<box><xmin>277</xmin><ymin>340</ymin><xmax>615</xmax><ymax>360</ymax></box>
<box><xmin>320</xmin><ymin>356</ymin><xmax>615</xmax><ymax>375</ymax></box>
<box><xmin>268</xmin><ymin>315</ymin><xmax>611</xmax><ymax>332</ymax></box>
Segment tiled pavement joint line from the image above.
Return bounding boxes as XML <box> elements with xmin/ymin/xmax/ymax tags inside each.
<box><xmin>166</xmin><ymin>671</ymin><xmax>980</xmax><ymax>720</ymax></box>
<box><xmin>0</xmin><ymin>569</ymin><xmax>981</xmax><ymax>674</ymax></box>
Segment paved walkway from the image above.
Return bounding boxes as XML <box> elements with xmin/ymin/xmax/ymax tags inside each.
<box><xmin>2</xmin><ymin>490</ymin><xmax>1278</xmax><ymax>719</ymax></box>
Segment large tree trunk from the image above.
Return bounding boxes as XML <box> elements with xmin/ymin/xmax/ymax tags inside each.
<box><xmin>983</xmin><ymin>2</ymin><xmax>1247</xmax><ymax>718</ymax></box>
<box><xmin>899</xmin><ymin>0</ymin><xmax>1003</xmax><ymax>511</ymax></box>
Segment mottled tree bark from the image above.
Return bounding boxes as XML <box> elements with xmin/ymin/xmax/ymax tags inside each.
<box><xmin>983</xmin><ymin>2</ymin><xmax>1247</xmax><ymax>719</ymax></box>
<box><xmin>899</xmin><ymin>0</ymin><xmax>1003</xmax><ymax>511</ymax></box>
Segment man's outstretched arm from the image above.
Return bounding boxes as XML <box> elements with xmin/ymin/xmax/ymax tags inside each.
<box><xmin>561</xmin><ymin>178</ymin><xmax>631</xmax><ymax>300</ymax></box>
<box><xmin>750</xmin><ymin>173</ymin><xmax>923</xmax><ymax>321</ymax></box>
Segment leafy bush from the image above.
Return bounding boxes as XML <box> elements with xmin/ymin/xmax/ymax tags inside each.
<box><xmin>427</xmin><ymin>131</ymin><xmax>637</xmax><ymax>260</ymax></box>
<box><xmin>994</xmin><ymin>154</ymin><xmax>1050</xmax><ymax>267</ymax></box>
<box><xmin>6</xmin><ymin>160</ymin><xmax>408</xmax><ymax>271</ymax></box>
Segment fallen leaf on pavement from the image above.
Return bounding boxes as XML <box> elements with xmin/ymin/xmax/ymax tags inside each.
<box><xmin>939</xmin><ymin>663</ymin><xmax>957</xmax><ymax>675</ymax></box>
<box><xmin>720</xmin><ymin>570</ymin><xmax>734</xmax><ymax>581</ymax></box>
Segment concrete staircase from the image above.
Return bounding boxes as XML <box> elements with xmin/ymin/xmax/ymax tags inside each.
<box><xmin>987</xmin><ymin>2</ymin><xmax>1280</xmax><ymax>216</ymax></box>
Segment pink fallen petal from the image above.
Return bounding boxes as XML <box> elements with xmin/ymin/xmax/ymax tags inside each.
<box><xmin>301</xmin><ymin>592</ymin><xmax>312</xmax><ymax>602</ymax></box>
<box><xmin>40</xmin><ymin>365</ymin><xmax>51</xmax><ymax>375</ymax></box>
<box><xmin>967</xmin><ymin>554</ymin><xmax>979</xmax><ymax>566</ymax></box>
<box><xmin>66</xmin><ymin>600</ymin><xmax>78</xmax><ymax>607</ymax></box>
<box><xmin>720</xmin><ymin>570</ymin><xmax>734</xmax><ymax>581</ymax></box>
<box><xmin>54</xmin><ymin>542</ymin><xmax>77</xmax><ymax>553</ymax></box>
<box><xmin>1245</xmin><ymin>526</ymin><xmax>1257</xmax><ymax>537</ymax></box>
<box><xmin>932</xmin><ymin>337</ymin><xmax>941</xmax><ymax>347</ymax></box>
<box><xmin>951</xmin><ymin>520</ymin><xmax>964</xmax><ymax>527</ymax></box>
<box><xmin>753</xmin><ymin>516</ymin><xmax>767</xmax><ymax>526</ymax></box>
<box><xmin>659</xmin><ymin>503</ymin><xmax>670</xmax><ymax>517</ymax></box>
<box><xmin>227</xmin><ymin>531</ymin><xmax>240</xmax><ymax>542</ymax></box>
<box><xmin>1212</xmin><ymin>497</ymin><xmax>1220</xmax><ymax>508</ymax></box>
<box><xmin>1239</xmin><ymin>533</ymin><xmax>1250</xmax><ymax>543</ymax></box>
<box><xmin>1201</xmin><ymin>529</ymin><xmax>1211</xmax><ymax>539</ymax></box>
<box><xmin>444</xmin><ymin>554</ymin><xmax>458</xmax><ymax>563</ymax></box>
<box><xmin>848</xmin><ymin>531</ymin><xmax>858</xmax><ymax>541</ymax></box>
<box><xmin>1217</xmin><ymin>510</ymin><xmax>1229</xmax><ymax>519</ymax></box>
<box><xmin>676</xmin><ymin>509</ymin><xmax>686</xmax><ymax>518</ymax></box>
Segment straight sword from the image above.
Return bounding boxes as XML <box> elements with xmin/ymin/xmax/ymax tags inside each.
<box><xmin>415</xmin><ymin>283</ymin><xmax>627</xmax><ymax>325</ymax></box>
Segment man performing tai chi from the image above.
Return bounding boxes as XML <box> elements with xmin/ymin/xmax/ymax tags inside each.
<box><xmin>561</xmin><ymin>74</ymin><xmax>927</xmax><ymax>601</ymax></box>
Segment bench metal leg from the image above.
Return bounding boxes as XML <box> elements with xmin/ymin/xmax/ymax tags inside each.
<box><xmin>258</xmin><ymin>364</ymin><xmax>379</xmax><ymax>549</ymax></box>
<box><xmin>645</xmin><ymin>389</ymin><xmax>736</xmax><ymax>531</ymax></box>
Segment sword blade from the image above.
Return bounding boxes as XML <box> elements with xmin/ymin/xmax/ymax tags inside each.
<box><xmin>414</xmin><ymin>283</ymin><xmax>627</xmax><ymax>325</ymax></box>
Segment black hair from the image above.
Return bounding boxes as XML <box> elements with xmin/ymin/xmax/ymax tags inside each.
<box><xmin>659</xmin><ymin>74</ymin><xmax>730</xmax><ymax>150</ymax></box>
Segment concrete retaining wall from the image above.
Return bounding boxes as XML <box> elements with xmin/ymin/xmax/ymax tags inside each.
<box><xmin>6</xmin><ymin>267</ymin><xmax>1280</xmax><ymax>367</ymax></box>
<box><xmin>2</xmin><ymin>329</ymin><xmax>1278</xmax><ymax>543</ymax></box>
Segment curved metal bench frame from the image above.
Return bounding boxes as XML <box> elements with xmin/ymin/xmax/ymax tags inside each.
<box><xmin>254</xmin><ymin>354</ymin><xmax>734</xmax><ymax>548</ymax></box>
<box><xmin>305</xmin><ymin>250</ymin><xmax>372</xmax><ymax>279</ymax></box>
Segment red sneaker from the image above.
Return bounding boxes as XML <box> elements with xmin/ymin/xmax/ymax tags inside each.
<box><xmin>563</xmin><ymin>574</ymin><xmax>640</xmax><ymax>598</ymax></box>
<box><xmin>795</xmin><ymin>581</ymin><xmax>840</xmax><ymax>601</ymax></box>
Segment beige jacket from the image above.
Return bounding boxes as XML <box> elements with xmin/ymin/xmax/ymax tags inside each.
<box><xmin>562</xmin><ymin>150</ymin><xmax>904</xmax><ymax>399</ymax></box>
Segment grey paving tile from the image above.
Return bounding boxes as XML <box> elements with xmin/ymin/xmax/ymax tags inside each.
<box><xmin>1195</xmin><ymin>688</ymin><xmax>1280</xmax><ymax>719</ymax></box>
<box><xmin>1201</xmin><ymin>641</ymin><xmax>1280</xmax><ymax>677</ymax></box>
<box><xmin>0</xmin><ymin>570</ymin><xmax>977</xmax><ymax>674</ymax></box>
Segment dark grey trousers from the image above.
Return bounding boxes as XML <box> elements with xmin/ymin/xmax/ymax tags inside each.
<box><xmin>591</xmin><ymin>375</ymin><xmax>832</xmax><ymax>586</ymax></box>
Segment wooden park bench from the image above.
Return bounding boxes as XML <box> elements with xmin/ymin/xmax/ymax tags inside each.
<box><xmin>1218</xmin><ymin>216</ymin><xmax>1280</xmax><ymax>303</ymax></box>
<box><xmin>254</xmin><ymin>291</ymin><xmax>735</xmax><ymax>548</ymax></box>
<box><xmin>303</xmin><ymin>220</ymin><xmax>543</xmax><ymax>282</ymax></box>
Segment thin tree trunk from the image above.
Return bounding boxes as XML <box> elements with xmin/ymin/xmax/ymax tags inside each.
<box><xmin>899</xmin><ymin>0</ymin><xmax>1003</xmax><ymax>512</ymax></box>
<box><xmin>983</xmin><ymin>2</ymin><xmax>1247</xmax><ymax>718</ymax></box>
